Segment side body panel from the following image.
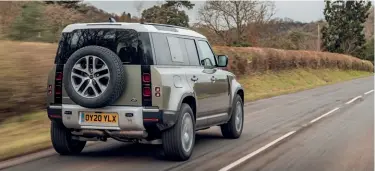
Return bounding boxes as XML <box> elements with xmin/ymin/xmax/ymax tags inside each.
<box><xmin>206</xmin><ymin>68</ymin><xmax>231</xmax><ymax>125</ymax></box>
<box><xmin>184</xmin><ymin>66</ymin><xmax>213</xmax><ymax>128</ymax></box>
<box><xmin>150</xmin><ymin>65</ymin><xmax>208</xmax><ymax>129</ymax></box>
<box><xmin>194</xmin><ymin>38</ymin><xmax>231</xmax><ymax>125</ymax></box>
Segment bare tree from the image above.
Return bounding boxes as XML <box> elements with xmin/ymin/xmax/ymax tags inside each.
<box><xmin>198</xmin><ymin>1</ymin><xmax>275</xmax><ymax>45</ymax></box>
<box><xmin>44</xmin><ymin>4</ymin><xmax>84</xmax><ymax>41</ymax></box>
<box><xmin>134</xmin><ymin>1</ymin><xmax>144</xmax><ymax>18</ymax></box>
<box><xmin>364</xmin><ymin>7</ymin><xmax>374</xmax><ymax>40</ymax></box>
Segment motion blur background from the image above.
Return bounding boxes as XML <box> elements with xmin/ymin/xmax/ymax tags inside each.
<box><xmin>0</xmin><ymin>0</ymin><xmax>373</xmax><ymax>161</ymax></box>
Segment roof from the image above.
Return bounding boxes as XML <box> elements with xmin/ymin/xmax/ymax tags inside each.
<box><xmin>62</xmin><ymin>22</ymin><xmax>206</xmax><ymax>39</ymax></box>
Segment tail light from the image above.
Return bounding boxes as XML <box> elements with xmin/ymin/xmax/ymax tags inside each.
<box><xmin>142</xmin><ymin>73</ymin><xmax>151</xmax><ymax>83</ymax></box>
<box><xmin>143</xmin><ymin>87</ymin><xmax>151</xmax><ymax>97</ymax></box>
<box><xmin>141</xmin><ymin>66</ymin><xmax>152</xmax><ymax>106</ymax></box>
<box><xmin>55</xmin><ymin>85</ymin><xmax>62</xmax><ymax>95</ymax></box>
<box><xmin>55</xmin><ymin>72</ymin><xmax>63</xmax><ymax>81</ymax></box>
<box><xmin>54</xmin><ymin>66</ymin><xmax>63</xmax><ymax>104</ymax></box>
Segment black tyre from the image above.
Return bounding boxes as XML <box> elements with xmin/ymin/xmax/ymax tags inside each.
<box><xmin>162</xmin><ymin>103</ymin><xmax>195</xmax><ymax>161</ymax></box>
<box><xmin>51</xmin><ymin>121</ymin><xmax>86</xmax><ymax>155</ymax></box>
<box><xmin>221</xmin><ymin>95</ymin><xmax>244</xmax><ymax>139</ymax></box>
<box><xmin>63</xmin><ymin>45</ymin><xmax>126</xmax><ymax>108</ymax></box>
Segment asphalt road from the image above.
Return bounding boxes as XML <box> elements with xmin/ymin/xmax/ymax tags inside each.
<box><xmin>2</xmin><ymin>76</ymin><xmax>374</xmax><ymax>171</ymax></box>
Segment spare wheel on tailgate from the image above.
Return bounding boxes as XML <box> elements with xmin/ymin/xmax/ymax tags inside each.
<box><xmin>63</xmin><ymin>45</ymin><xmax>126</xmax><ymax>108</ymax></box>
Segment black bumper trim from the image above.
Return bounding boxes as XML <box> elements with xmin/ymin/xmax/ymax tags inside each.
<box><xmin>47</xmin><ymin>105</ymin><xmax>62</xmax><ymax>121</ymax></box>
<box><xmin>143</xmin><ymin>110</ymin><xmax>178</xmax><ymax>130</ymax></box>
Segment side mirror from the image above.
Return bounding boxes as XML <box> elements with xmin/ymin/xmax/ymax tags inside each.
<box><xmin>217</xmin><ymin>55</ymin><xmax>228</xmax><ymax>67</ymax></box>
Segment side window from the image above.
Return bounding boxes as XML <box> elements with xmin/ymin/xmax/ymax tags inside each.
<box><xmin>152</xmin><ymin>33</ymin><xmax>190</xmax><ymax>65</ymax></box>
<box><xmin>167</xmin><ymin>36</ymin><xmax>184</xmax><ymax>63</ymax></box>
<box><xmin>197</xmin><ymin>41</ymin><xmax>216</xmax><ymax>66</ymax></box>
<box><xmin>184</xmin><ymin>39</ymin><xmax>200</xmax><ymax>66</ymax></box>
<box><xmin>152</xmin><ymin>33</ymin><xmax>172</xmax><ymax>65</ymax></box>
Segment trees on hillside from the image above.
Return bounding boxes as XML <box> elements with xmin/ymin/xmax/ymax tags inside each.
<box><xmin>44</xmin><ymin>4</ymin><xmax>84</xmax><ymax>42</ymax></box>
<box><xmin>141</xmin><ymin>1</ymin><xmax>194</xmax><ymax>27</ymax></box>
<box><xmin>364</xmin><ymin>37</ymin><xmax>374</xmax><ymax>62</ymax></box>
<box><xmin>0</xmin><ymin>2</ymin><xmax>24</xmax><ymax>38</ymax></box>
<box><xmin>11</xmin><ymin>2</ymin><xmax>45</xmax><ymax>41</ymax></box>
<box><xmin>321</xmin><ymin>0</ymin><xmax>372</xmax><ymax>58</ymax></box>
<box><xmin>44</xmin><ymin>1</ymin><xmax>82</xmax><ymax>9</ymax></box>
<box><xmin>198</xmin><ymin>1</ymin><xmax>275</xmax><ymax>46</ymax></box>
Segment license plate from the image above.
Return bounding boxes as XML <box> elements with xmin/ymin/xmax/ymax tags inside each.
<box><xmin>80</xmin><ymin>112</ymin><xmax>118</xmax><ymax>124</ymax></box>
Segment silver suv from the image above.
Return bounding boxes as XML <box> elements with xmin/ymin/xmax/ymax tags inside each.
<box><xmin>46</xmin><ymin>21</ymin><xmax>244</xmax><ymax>161</ymax></box>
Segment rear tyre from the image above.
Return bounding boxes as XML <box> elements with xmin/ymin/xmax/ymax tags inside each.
<box><xmin>221</xmin><ymin>95</ymin><xmax>244</xmax><ymax>139</ymax></box>
<box><xmin>51</xmin><ymin>121</ymin><xmax>86</xmax><ymax>155</ymax></box>
<box><xmin>162</xmin><ymin>104</ymin><xmax>195</xmax><ymax>161</ymax></box>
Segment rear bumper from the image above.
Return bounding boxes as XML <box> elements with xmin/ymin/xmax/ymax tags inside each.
<box><xmin>47</xmin><ymin>104</ymin><xmax>177</xmax><ymax>131</ymax></box>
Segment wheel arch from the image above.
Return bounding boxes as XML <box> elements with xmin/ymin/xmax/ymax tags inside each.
<box><xmin>178</xmin><ymin>93</ymin><xmax>197</xmax><ymax>121</ymax></box>
<box><xmin>228</xmin><ymin>87</ymin><xmax>244</xmax><ymax>119</ymax></box>
<box><xmin>236</xmin><ymin>88</ymin><xmax>244</xmax><ymax>103</ymax></box>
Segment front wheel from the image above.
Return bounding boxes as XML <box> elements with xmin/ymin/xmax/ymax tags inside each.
<box><xmin>162</xmin><ymin>103</ymin><xmax>195</xmax><ymax>161</ymax></box>
<box><xmin>51</xmin><ymin>121</ymin><xmax>86</xmax><ymax>155</ymax></box>
<box><xmin>221</xmin><ymin>95</ymin><xmax>244</xmax><ymax>139</ymax></box>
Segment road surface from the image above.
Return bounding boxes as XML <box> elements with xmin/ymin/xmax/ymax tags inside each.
<box><xmin>2</xmin><ymin>76</ymin><xmax>373</xmax><ymax>171</ymax></box>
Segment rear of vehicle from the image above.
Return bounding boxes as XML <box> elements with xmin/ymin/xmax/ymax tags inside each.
<box><xmin>46</xmin><ymin>24</ymin><xmax>171</xmax><ymax>155</ymax></box>
<box><xmin>46</xmin><ymin>23</ymin><xmax>242</xmax><ymax>161</ymax></box>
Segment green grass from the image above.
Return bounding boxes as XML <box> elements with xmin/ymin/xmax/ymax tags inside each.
<box><xmin>0</xmin><ymin>111</ymin><xmax>51</xmax><ymax>161</ymax></box>
<box><xmin>239</xmin><ymin>69</ymin><xmax>373</xmax><ymax>101</ymax></box>
<box><xmin>0</xmin><ymin>68</ymin><xmax>372</xmax><ymax>161</ymax></box>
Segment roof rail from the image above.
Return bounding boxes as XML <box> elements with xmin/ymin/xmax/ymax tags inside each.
<box><xmin>109</xmin><ymin>17</ymin><xmax>116</xmax><ymax>23</ymax></box>
<box><xmin>143</xmin><ymin>22</ymin><xmax>189</xmax><ymax>30</ymax></box>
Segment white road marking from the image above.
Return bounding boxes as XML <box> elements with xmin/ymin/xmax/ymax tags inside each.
<box><xmin>309</xmin><ymin>107</ymin><xmax>340</xmax><ymax>124</ymax></box>
<box><xmin>345</xmin><ymin>96</ymin><xmax>362</xmax><ymax>104</ymax></box>
<box><xmin>218</xmin><ymin>131</ymin><xmax>296</xmax><ymax>171</ymax></box>
<box><xmin>220</xmin><ymin>91</ymin><xmax>368</xmax><ymax>170</ymax></box>
<box><xmin>364</xmin><ymin>90</ymin><xmax>374</xmax><ymax>95</ymax></box>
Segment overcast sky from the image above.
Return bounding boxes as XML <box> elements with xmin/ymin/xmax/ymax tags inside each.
<box><xmin>87</xmin><ymin>1</ymin><xmax>325</xmax><ymax>23</ymax></box>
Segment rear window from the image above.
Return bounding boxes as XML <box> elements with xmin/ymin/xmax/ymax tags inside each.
<box><xmin>55</xmin><ymin>29</ymin><xmax>153</xmax><ymax>65</ymax></box>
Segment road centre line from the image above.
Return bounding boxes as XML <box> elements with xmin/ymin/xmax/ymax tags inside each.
<box><xmin>364</xmin><ymin>90</ymin><xmax>374</xmax><ymax>95</ymax></box>
<box><xmin>218</xmin><ymin>131</ymin><xmax>296</xmax><ymax>171</ymax></box>
<box><xmin>309</xmin><ymin>107</ymin><xmax>340</xmax><ymax>124</ymax></box>
<box><xmin>345</xmin><ymin>96</ymin><xmax>362</xmax><ymax>104</ymax></box>
<box><xmin>220</xmin><ymin>91</ymin><xmax>369</xmax><ymax>171</ymax></box>
<box><xmin>220</xmin><ymin>106</ymin><xmax>342</xmax><ymax>171</ymax></box>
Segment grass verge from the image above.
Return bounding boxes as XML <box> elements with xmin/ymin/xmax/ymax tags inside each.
<box><xmin>0</xmin><ymin>69</ymin><xmax>372</xmax><ymax>161</ymax></box>
<box><xmin>0</xmin><ymin>111</ymin><xmax>51</xmax><ymax>161</ymax></box>
<box><xmin>239</xmin><ymin>68</ymin><xmax>373</xmax><ymax>101</ymax></box>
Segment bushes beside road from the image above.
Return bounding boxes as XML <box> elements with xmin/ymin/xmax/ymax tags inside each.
<box><xmin>0</xmin><ymin>40</ymin><xmax>373</xmax><ymax>122</ymax></box>
<box><xmin>213</xmin><ymin>46</ymin><xmax>373</xmax><ymax>76</ymax></box>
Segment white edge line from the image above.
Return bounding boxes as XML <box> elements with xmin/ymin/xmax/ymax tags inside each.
<box><xmin>309</xmin><ymin>107</ymin><xmax>340</xmax><ymax>124</ymax></box>
<box><xmin>218</xmin><ymin>131</ymin><xmax>296</xmax><ymax>171</ymax></box>
<box><xmin>0</xmin><ymin>141</ymin><xmax>97</xmax><ymax>170</ymax></box>
<box><xmin>345</xmin><ymin>96</ymin><xmax>362</xmax><ymax>104</ymax></box>
<box><xmin>364</xmin><ymin>90</ymin><xmax>374</xmax><ymax>95</ymax></box>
